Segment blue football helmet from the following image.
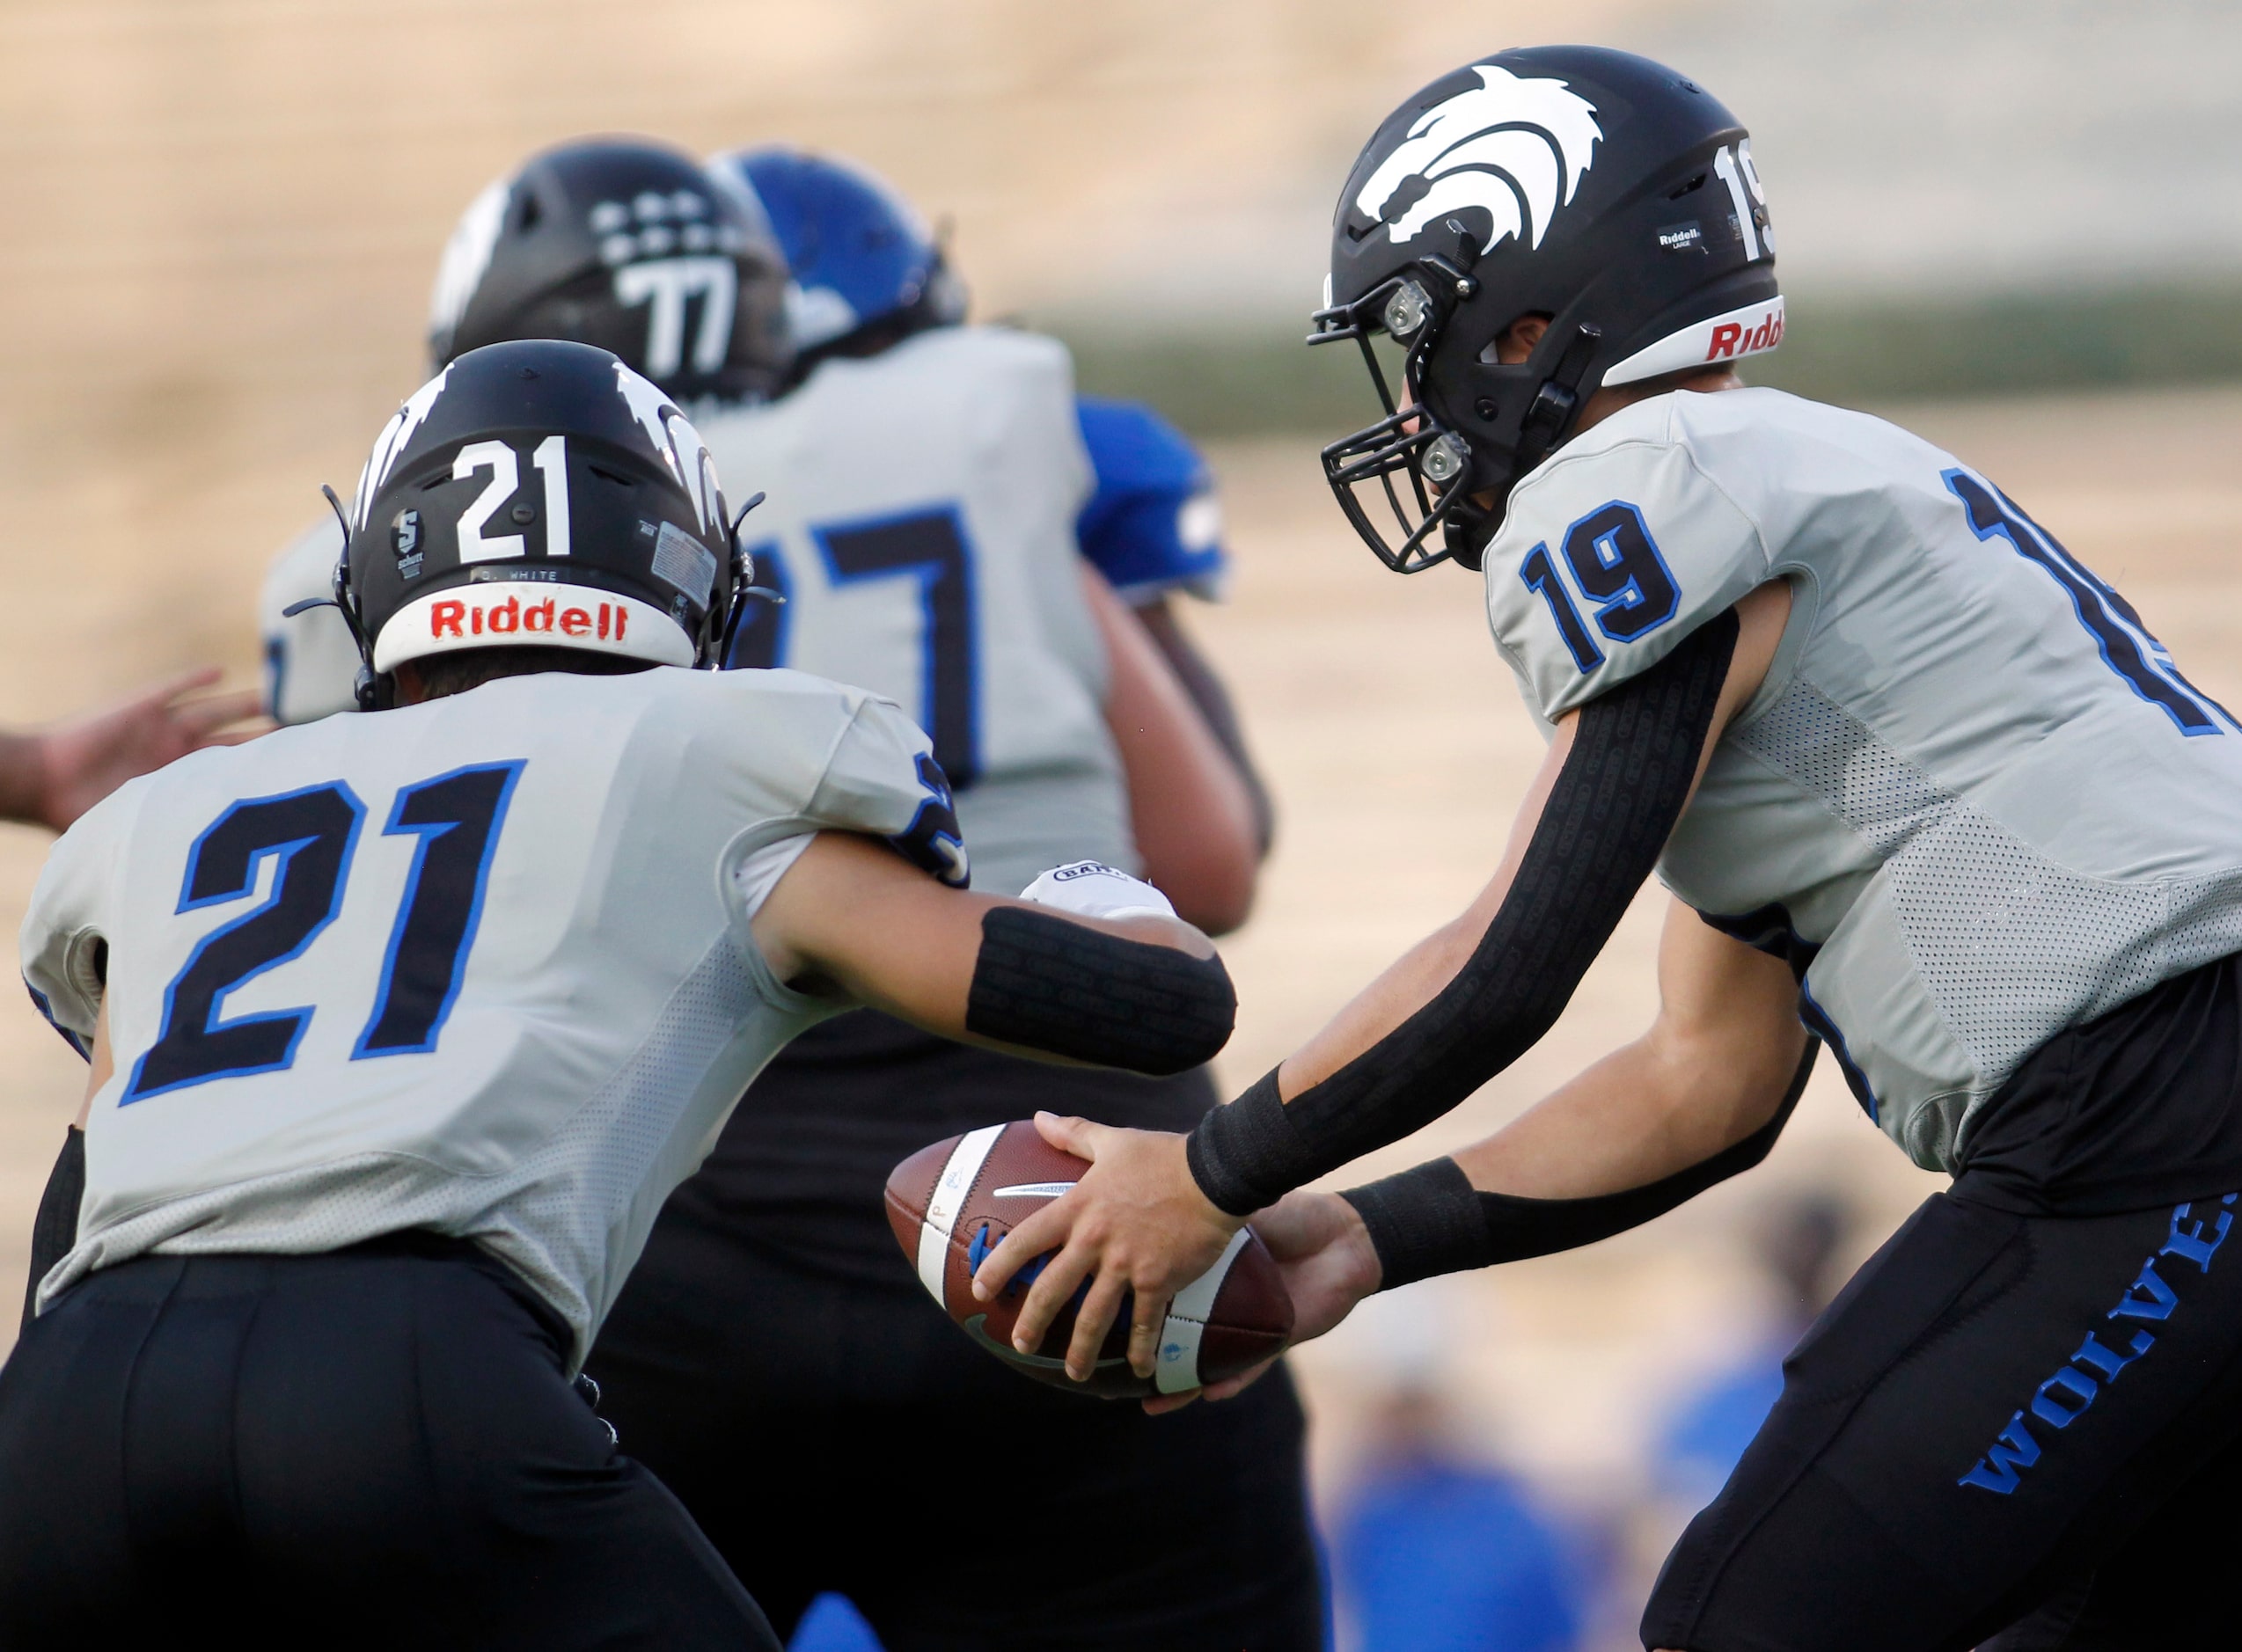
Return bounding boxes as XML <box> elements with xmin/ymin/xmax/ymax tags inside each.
<box><xmin>710</xmin><ymin>147</ymin><xmax>968</xmax><ymax>369</ymax></box>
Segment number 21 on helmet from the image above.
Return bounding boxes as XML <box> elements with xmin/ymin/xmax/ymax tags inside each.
<box><xmin>327</xmin><ymin>339</ymin><xmax>759</xmax><ymax>709</ymax></box>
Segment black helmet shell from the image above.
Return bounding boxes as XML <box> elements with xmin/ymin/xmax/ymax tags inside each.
<box><xmin>428</xmin><ymin>137</ymin><xmax>792</xmax><ymax>404</ymax></box>
<box><xmin>1317</xmin><ymin>47</ymin><xmax>1782</xmax><ymax>571</ymax></box>
<box><xmin>346</xmin><ymin>339</ymin><xmax>735</xmax><ymax>684</ymax></box>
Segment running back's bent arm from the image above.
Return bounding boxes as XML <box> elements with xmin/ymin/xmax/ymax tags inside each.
<box><xmin>1082</xmin><ymin>567</ymin><xmax>1259</xmax><ymax>935</ymax></box>
<box><xmin>1187</xmin><ymin>582</ymin><xmax>1791</xmax><ymax>1215</ymax></box>
<box><xmin>751</xmin><ymin>832</ymin><xmax>1234</xmax><ymax>1075</ymax></box>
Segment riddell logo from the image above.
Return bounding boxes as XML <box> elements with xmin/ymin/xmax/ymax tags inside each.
<box><xmin>1706</xmin><ymin>311</ymin><xmax>1784</xmax><ymax>362</ymax></box>
<box><xmin>429</xmin><ymin>594</ymin><xmax>630</xmax><ymax>643</ymax></box>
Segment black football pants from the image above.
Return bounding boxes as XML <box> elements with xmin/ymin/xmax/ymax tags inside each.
<box><xmin>0</xmin><ymin>1237</ymin><xmax>777</xmax><ymax>1651</ymax></box>
<box><xmin>590</xmin><ymin>1223</ymin><xmax>1324</xmax><ymax>1652</ymax></box>
<box><xmin>1642</xmin><ymin>1190</ymin><xmax>2242</xmax><ymax>1650</ymax></box>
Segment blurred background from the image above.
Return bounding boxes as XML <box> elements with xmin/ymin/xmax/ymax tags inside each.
<box><xmin>4</xmin><ymin>2</ymin><xmax>2240</xmax><ymax>1646</ymax></box>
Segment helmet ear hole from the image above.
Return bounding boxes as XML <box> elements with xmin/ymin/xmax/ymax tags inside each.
<box><xmin>1484</xmin><ymin>312</ymin><xmax>1554</xmax><ymax>367</ymax></box>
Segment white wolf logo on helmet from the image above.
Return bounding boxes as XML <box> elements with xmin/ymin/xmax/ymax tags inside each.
<box><xmin>611</xmin><ymin>361</ymin><xmax>722</xmax><ymax>534</ymax></box>
<box><xmin>351</xmin><ymin>362</ymin><xmax>456</xmax><ymax>531</ymax></box>
<box><xmin>1355</xmin><ymin>64</ymin><xmax>1603</xmax><ymax>254</ymax></box>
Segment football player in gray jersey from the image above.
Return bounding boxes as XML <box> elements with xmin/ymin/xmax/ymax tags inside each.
<box><xmin>0</xmin><ymin>340</ymin><xmax>1241</xmax><ymax>1649</ymax></box>
<box><xmin>583</xmin><ymin>151</ymin><xmax>1313</xmax><ymax>1651</ymax></box>
<box><xmin>255</xmin><ymin>140</ymin><xmax>1310</xmax><ymax>1648</ymax></box>
<box><xmin>976</xmin><ymin>47</ymin><xmax>2242</xmax><ymax>1652</ymax></box>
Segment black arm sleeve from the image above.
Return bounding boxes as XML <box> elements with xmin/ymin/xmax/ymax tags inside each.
<box><xmin>21</xmin><ymin>1125</ymin><xmax>84</xmax><ymax>1330</ymax></box>
<box><xmin>1185</xmin><ymin>609</ymin><xmax>1740</xmax><ymax>1216</ymax></box>
<box><xmin>1338</xmin><ymin>1041</ymin><xmax>1819</xmax><ymax>1290</ymax></box>
<box><xmin>965</xmin><ymin>907</ymin><xmax>1236</xmax><ymax>1076</ymax></box>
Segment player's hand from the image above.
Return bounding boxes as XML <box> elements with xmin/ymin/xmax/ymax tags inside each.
<box><xmin>1140</xmin><ymin>1188</ymin><xmax>1383</xmax><ymax>1415</ymax></box>
<box><xmin>28</xmin><ymin>669</ymin><xmax>267</xmax><ymax>830</ymax></box>
<box><xmin>971</xmin><ymin>1110</ymin><xmax>1242</xmax><ymax>1385</ymax></box>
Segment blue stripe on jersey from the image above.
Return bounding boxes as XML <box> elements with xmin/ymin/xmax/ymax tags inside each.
<box><xmin>25</xmin><ymin>981</ymin><xmax>90</xmax><ymax>1062</ymax></box>
<box><xmin>1799</xmin><ymin>982</ymin><xmax>1879</xmax><ymax>1124</ymax></box>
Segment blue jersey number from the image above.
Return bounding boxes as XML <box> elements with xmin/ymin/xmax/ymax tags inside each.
<box><xmin>1519</xmin><ymin>501</ymin><xmax>1682</xmax><ymax>674</ymax></box>
<box><xmin>725</xmin><ymin>506</ymin><xmax>982</xmax><ymax>788</ymax></box>
<box><xmin>126</xmin><ymin>762</ymin><xmax>523</xmax><ymax>1102</ymax></box>
<box><xmin>355</xmin><ymin>764</ymin><xmax>524</xmax><ymax>1056</ymax></box>
<box><xmin>1945</xmin><ymin>471</ymin><xmax>2230</xmax><ymax>736</ymax></box>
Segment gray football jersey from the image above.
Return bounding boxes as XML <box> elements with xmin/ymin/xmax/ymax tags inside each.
<box><xmin>707</xmin><ymin>325</ymin><xmax>1134</xmax><ymax>899</ymax></box>
<box><xmin>1484</xmin><ymin>387</ymin><xmax>2242</xmax><ymax>1172</ymax></box>
<box><xmin>23</xmin><ymin>667</ymin><xmax>955</xmax><ymax>1366</ymax></box>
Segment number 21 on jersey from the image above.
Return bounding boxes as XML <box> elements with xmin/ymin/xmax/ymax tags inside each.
<box><xmin>125</xmin><ymin>762</ymin><xmax>524</xmax><ymax>1102</ymax></box>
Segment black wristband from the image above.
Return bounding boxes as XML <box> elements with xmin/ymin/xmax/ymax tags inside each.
<box><xmin>1339</xmin><ymin>1158</ymin><xmax>1489</xmax><ymax>1290</ymax></box>
<box><xmin>1186</xmin><ymin>1069</ymin><xmax>1313</xmax><ymax>1216</ymax></box>
<box><xmin>1339</xmin><ymin>1040</ymin><xmax>1821</xmax><ymax>1291</ymax></box>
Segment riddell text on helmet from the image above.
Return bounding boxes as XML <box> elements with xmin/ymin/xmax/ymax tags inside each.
<box><xmin>429</xmin><ymin>594</ymin><xmax>629</xmax><ymax>642</ymax></box>
<box><xmin>1707</xmin><ymin>311</ymin><xmax>1784</xmax><ymax>362</ymax></box>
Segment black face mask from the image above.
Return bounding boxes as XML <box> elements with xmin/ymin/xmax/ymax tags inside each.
<box><xmin>1311</xmin><ymin>265</ymin><xmax>1607</xmax><ymax>575</ymax></box>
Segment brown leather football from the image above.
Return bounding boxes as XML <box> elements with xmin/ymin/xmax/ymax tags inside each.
<box><xmin>885</xmin><ymin>1120</ymin><xmax>1294</xmax><ymax>1400</ymax></box>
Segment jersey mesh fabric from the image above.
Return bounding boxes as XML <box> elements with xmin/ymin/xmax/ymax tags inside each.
<box><xmin>1733</xmin><ymin>682</ymin><xmax>1943</xmax><ymax>855</ymax></box>
<box><xmin>1734</xmin><ymin>676</ymin><xmax>2242</xmax><ymax>1155</ymax></box>
<box><xmin>487</xmin><ymin>932</ymin><xmax>791</xmax><ymax>1363</ymax></box>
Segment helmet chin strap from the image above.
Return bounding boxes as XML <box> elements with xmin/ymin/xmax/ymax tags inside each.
<box><xmin>286</xmin><ymin>484</ymin><xmax>387</xmax><ymax>711</ymax></box>
<box><xmin>714</xmin><ymin>491</ymin><xmax>783</xmax><ymax>669</ymax></box>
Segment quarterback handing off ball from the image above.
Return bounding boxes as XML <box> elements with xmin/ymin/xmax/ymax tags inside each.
<box><xmin>888</xmin><ymin>1121</ymin><xmax>1293</xmax><ymax>1399</ymax></box>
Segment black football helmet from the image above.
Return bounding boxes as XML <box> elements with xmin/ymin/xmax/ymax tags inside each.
<box><xmin>427</xmin><ymin>137</ymin><xmax>792</xmax><ymax>403</ymax></box>
<box><xmin>330</xmin><ymin>339</ymin><xmax>753</xmax><ymax>708</ymax></box>
<box><xmin>1312</xmin><ymin>47</ymin><xmax>1782</xmax><ymax>573</ymax></box>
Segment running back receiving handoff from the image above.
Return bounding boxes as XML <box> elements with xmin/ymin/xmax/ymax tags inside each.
<box><xmin>0</xmin><ymin>339</ymin><xmax>1237</xmax><ymax>1651</ymax></box>
<box><xmin>23</xmin><ymin>660</ymin><xmax>961</xmax><ymax>1361</ymax></box>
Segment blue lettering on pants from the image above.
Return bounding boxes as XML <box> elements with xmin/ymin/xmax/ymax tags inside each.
<box><xmin>1958</xmin><ymin>1195</ymin><xmax>2237</xmax><ymax>1495</ymax></box>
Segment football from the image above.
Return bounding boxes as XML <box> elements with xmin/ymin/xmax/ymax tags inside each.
<box><xmin>885</xmin><ymin>1121</ymin><xmax>1295</xmax><ymax>1400</ymax></box>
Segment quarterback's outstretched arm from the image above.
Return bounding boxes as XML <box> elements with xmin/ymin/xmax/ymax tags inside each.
<box><xmin>1147</xmin><ymin>898</ymin><xmax>1812</xmax><ymax>1410</ymax></box>
<box><xmin>752</xmin><ymin>831</ymin><xmax>1233</xmax><ymax>1077</ymax></box>
<box><xmin>976</xmin><ymin>581</ymin><xmax>1791</xmax><ymax>1382</ymax></box>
